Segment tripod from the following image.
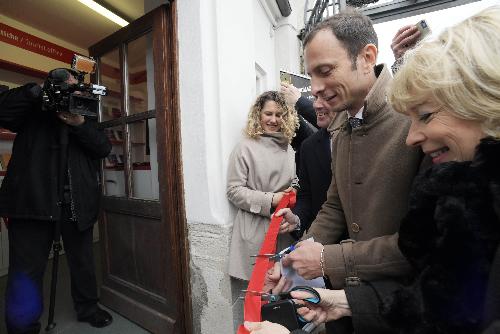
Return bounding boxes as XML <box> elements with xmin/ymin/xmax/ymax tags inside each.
<box><xmin>45</xmin><ymin>122</ymin><xmax>68</xmax><ymax>332</ymax></box>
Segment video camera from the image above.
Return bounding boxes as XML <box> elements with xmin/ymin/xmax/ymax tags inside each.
<box><xmin>42</xmin><ymin>55</ymin><xmax>107</xmax><ymax>118</ymax></box>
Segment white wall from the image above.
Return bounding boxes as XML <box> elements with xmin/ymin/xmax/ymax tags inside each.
<box><xmin>374</xmin><ymin>0</ymin><xmax>500</xmax><ymax>66</ymax></box>
<box><xmin>177</xmin><ymin>0</ymin><xmax>303</xmax><ymax>332</ymax></box>
<box><xmin>254</xmin><ymin>1</ymin><xmax>276</xmax><ymax>93</ymax></box>
<box><xmin>178</xmin><ymin>0</ymin><xmax>303</xmax><ymax>231</ymax></box>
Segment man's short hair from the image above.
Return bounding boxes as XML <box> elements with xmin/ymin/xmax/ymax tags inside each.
<box><xmin>303</xmin><ymin>8</ymin><xmax>378</xmax><ymax>69</ymax></box>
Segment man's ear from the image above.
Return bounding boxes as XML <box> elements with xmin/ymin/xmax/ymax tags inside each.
<box><xmin>359</xmin><ymin>44</ymin><xmax>378</xmax><ymax>72</ymax></box>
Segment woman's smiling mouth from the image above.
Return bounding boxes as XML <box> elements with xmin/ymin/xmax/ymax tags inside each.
<box><xmin>428</xmin><ymin>147</ymin><xmax>450</xmax><ymax>163</ymax></box>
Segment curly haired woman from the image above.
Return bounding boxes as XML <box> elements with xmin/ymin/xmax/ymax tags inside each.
<box><xmin>227</xmin><ymin>91</ymin><xmax>299</xmax><ymax>281</ymax></box>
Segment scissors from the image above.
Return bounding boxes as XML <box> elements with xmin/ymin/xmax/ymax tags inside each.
<box><xmin>250</xmin><ymin>244</ymin><xmax>296</xmax><ymax>261</ymax></box>
<box><xmin>242</xmin><ymin>286</ymin><xmax>321</xmax><ymax>323</ymax></box>
<box><xmin>242</xmin><ymin>285</ymin><xmax>320</xmax><ymax>304</ymax></box>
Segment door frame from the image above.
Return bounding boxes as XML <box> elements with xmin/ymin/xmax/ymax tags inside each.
<box><xmin>89</xmin><ymin>2</ymin><xmax>192</xmax><ymax>333</ymax></box>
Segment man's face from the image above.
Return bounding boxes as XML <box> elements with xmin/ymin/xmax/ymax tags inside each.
<box><xmin>316</xmin><ymin>109</ymin><xmax>334</xmax><ymax>128</ymax></box>
<box><xmin>305</xmin><ymin>29</ymin><xmax>375</xmax><ymax>115</ymax></box>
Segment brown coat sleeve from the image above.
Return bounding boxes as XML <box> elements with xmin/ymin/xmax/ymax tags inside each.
<box><xmin>304</xmin><ymin>174</ymin><xmax>410</xmax><ymax>288</ymax></box>
<box><xmin>303</xmin><ymin>163</ymin><xmax>347</xmax><ymax>245</ymax></box>
<box><xmin>324</xmin><ymin>234</ymin><xmax>411</xmax><ymax>288</ymax></box>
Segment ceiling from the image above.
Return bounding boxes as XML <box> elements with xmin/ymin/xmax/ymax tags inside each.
<box><xmin>0</xmin><ymin>0</ymin><xmax>145</xmax><ymax>50</ymax></box>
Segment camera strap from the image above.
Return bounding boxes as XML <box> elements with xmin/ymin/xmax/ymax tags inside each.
<box><xmin>237</xmin><ymin>192</ymin><xmax>296</xmax><ymax>334</ymax></box>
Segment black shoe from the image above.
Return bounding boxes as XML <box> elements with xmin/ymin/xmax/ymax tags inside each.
<box><xmin>78</xmin><ymin>308</ymin><xmax>113</xmax><ymax>328</ymax></box>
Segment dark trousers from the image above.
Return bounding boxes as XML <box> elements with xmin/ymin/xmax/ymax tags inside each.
<box><xmin>4</xmin><ymin>205</ymin><xmax>98</xmax><ymax>334</ymax></box>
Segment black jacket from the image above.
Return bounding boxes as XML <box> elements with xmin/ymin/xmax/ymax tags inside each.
<box><xmin>295</xmin><ymin>96</ymin><xmax>317</xmax><ymax>126</ymax></box>
<box><xmin>291</xmin><ymin>96</ymin><xmax>317</xmax><ymax>174</ymax></box>
<box><xmin>344</xmin><ymin>138</ymin><xmax>500</xmax><ymax>334</ymax></box>
<box><xmin>0</xmin><ymin>83</ymin><xmax>111</xmax><ymax>231</ymax></box>
<box><xmin>292</xmin><ymin>128</ymin><xmax>331</xmax><ymax>238</ymax></box>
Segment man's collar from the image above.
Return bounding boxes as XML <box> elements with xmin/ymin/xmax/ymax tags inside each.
<box><xmin>347</xmin><ymin>106</ymin><xmax>364</xmax><ymax>119</ymax></box>
<box><xmin>362</xmin><ymin>64</ymin><xmax>391</xmax><ymax>122</ymax></box>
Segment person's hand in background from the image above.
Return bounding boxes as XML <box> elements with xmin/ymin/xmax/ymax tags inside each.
<box><xmin>280</xmin><ymin>82</ymin><xmax>301</xmax><ymax>106</ymax></box>
<box><xmin>391</xmin><ymin>24</ymin><xmax>421</xmax><ymax>60</ymax></box>
<box><xmin>276</xmin><ymin>208</ymin><xmax>300</xmax><ymax>234</ymax></box>
<box><xmin>58</xmin><ymin>112</ymin><xmax>85</xmax><ymax>126</ymax></box>
<box><xmin>244</xmin><ymin>321</ymin><xmax>289</xmax><ymax>334</ymax></box>
<box><xmin>293</xmin><ymin>288</ymin><xmax>352</xmax><ymax>324</ymax></box>
<box><xmin>272</xmin><ymin>187</ymin><xmax>294</xmax><ymax>208</ymax></box>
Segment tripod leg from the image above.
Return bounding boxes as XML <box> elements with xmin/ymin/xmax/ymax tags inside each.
<box><xmin>45</xmin><ymin>123</ymin><xmax>68</xmax><ymax>332</ymax></box>
<box><xmin>45</xmin><ymin>239</ymin><xmax>62</xmax><ymax>331</ymax></box>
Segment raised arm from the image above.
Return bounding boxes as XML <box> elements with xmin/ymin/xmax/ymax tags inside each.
<box><xmin>0</xmin><ymin>83</ymin><xmax>43</xmax><ymax>132</ymax></box>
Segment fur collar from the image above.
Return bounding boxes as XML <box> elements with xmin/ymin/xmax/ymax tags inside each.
<box><xmin>382</xmin><ymin>138</ymin><xmax>500</xmax><ymax>333</ymax></box>
<box><xmin>471</xmin><ymin>137</ymin><xmax>500</xmax><ymax>175</ymax></box>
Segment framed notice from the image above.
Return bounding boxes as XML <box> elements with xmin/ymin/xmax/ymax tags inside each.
<box><xmin>279</xmin><ymin>70</ymin><xmax>312</xmax><ymax>101</ymax></box>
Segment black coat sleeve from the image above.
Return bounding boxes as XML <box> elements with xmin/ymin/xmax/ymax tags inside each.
<box><xmin>295</xmin><ymin>96</ymin><xmax>316</xmax><ymax>126</ymax></box>
<box><xmin>291</xmin><ymin>115</ymin><xmax>316</xmax><ymax>154</ymax></box>
<box><xmin>68</xmin><ymin>119</ymin><xmax>112</xmax><ymax>159</ymax></box>
<box><xmin>484</xmin><ymin>246</ymin><xmax>500</xmax><ymax>329</ymax></box>
<box><xmin>0</xmin><ymin>83</ymin><xmax>43</xmax><ymax>132</ymax></box>
<box><xmin>344</xmin><ymin>281</ymin><xmax>401</xmax><ymax>334</ymax></box>
<box><xmin>483</xmin><ymin>322</ymin><xmax>500</xmax><ymax>334</ymax></box>
<box><xmin>292</xmin><ymin>141</ymin><xmax>314</xmax><ymax>238</ymax></box>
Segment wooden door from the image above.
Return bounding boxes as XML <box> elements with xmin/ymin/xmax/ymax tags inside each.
<box><xmin>89</xmin><ymin>3</ymin><xmax>191</xmax><ymax>333</ymax></box>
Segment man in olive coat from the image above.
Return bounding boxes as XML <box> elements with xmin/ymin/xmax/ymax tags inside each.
<box><xmin>279</xmin><ymin>11</ymin><xmax>423</xmax><ymax>289</ymax></box>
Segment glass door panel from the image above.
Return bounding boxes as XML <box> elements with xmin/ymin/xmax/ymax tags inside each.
<box><xmin>100</xmin><ymin>48</ymin><xmax>123</xmax><ymax>120</ymax></box>
<box><xmin>128</xmin><ymin>33</ymin><xmax>152</xmax><ymax>115</ymax></box>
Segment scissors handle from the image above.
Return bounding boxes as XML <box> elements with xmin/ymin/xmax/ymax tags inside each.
<box><xmin>289</xmin><ymin>286</ymin><xmax>321</xmax><ymax>305</ymax></box>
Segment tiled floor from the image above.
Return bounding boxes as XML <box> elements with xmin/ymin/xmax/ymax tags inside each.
<box><xmin>0</xmin><ymin>243</ymin><xmax>150</xmax><ymax>334</ymax></box>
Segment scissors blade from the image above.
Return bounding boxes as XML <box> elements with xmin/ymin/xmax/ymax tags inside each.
<box><xmin>240</xmin><ymin>290</ymin><xmax>269</xmax><ymax>297</ymax></box>
<box><xmin>249</xmin><ymin>253</ymin><xmax>276</xmax><ymax>258</ymax></box>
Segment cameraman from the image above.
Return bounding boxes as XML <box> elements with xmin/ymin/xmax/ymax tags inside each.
<box><xmin>0</xmin><ymin>69</ymin><xmax>112</xmax><ymax>333</ymax></box>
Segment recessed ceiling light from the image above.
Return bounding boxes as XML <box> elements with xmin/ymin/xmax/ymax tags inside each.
<box><xmin>78</xmin><ymin>0</ymin><xmax>129</xmax><ymax>27</ymax></box>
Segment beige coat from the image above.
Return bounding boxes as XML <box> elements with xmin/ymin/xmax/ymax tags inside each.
<box><xmin>227</xmin><ymin>133</ymin><xmax>296</xmax><ymax>280</ymax></box>
<box><xmin>304</xmin><ymin>65</ymin><xmax>424</xmax><ymax>288</ymax></box>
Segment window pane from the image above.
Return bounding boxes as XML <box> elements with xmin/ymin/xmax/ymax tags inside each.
<box><xmin>127</xmin><ymin>32</ymin><xmax>152</xmax><ymax>115</ymax></box>
<box><xmin>103</xmin><ymin>125</ymin><xmax>126</xmax><ymax>197</ymax></box>
<box><xmin>100</xmin><ymin>48</ymin><xmax>123</xmax><ymax>121</ymax></box>
<box><xmin>130</xmin><ymin>119</ymin><xmax>158</xmax><ymax>200</ymax></box>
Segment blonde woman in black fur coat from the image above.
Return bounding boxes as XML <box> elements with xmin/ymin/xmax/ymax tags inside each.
<box><xmin>244</xmin><ymin>6</ymin><xmax>500</xmax><ymax>334</ymax></box>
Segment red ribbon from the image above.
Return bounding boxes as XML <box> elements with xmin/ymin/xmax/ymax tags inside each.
<box><xmin>237</xmin><ymin>192</ymin><xmax>296</xmax><ymax>334</ymax></box>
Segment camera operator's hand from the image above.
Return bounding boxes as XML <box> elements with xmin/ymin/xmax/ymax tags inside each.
<box><xmin>292</xmin><ymin>288</ymin><xmax>352</xmax><ymax>324</ymax></box>
<box><xmin>244</xmin><ymin>321</ymin><xmax>289</xmax><ymax>334</ymax></box>
<box><xmin>58</xmin><ymin>112</ymin><xmax>84</xmax><ymax>126</ymax></box>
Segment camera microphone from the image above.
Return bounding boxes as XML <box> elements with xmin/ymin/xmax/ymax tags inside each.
<box><xmin>48</xmin><ymin>69</ymin><xmax>70</xmax><ymax>83</ymax></box>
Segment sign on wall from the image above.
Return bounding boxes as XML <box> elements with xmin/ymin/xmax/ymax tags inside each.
<box><xmin>0</xmin><ymin>23</ymin><xmax>75</xmax><ymax>64</ymax></box>
<box><xmin>280</xmin><ymin>70</ymin><xmax>313</xmax><ymax>101</ymax></box>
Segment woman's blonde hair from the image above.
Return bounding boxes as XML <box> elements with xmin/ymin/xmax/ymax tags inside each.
<box><xmin>389</xmin><ymin>6</ymin><xmax>500</xmax><ymax>138</ymax></box>
<box><xmin>245</xmin><ymin>91</ymin><xmax>299</xmax><ymax>142</ymax></box>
